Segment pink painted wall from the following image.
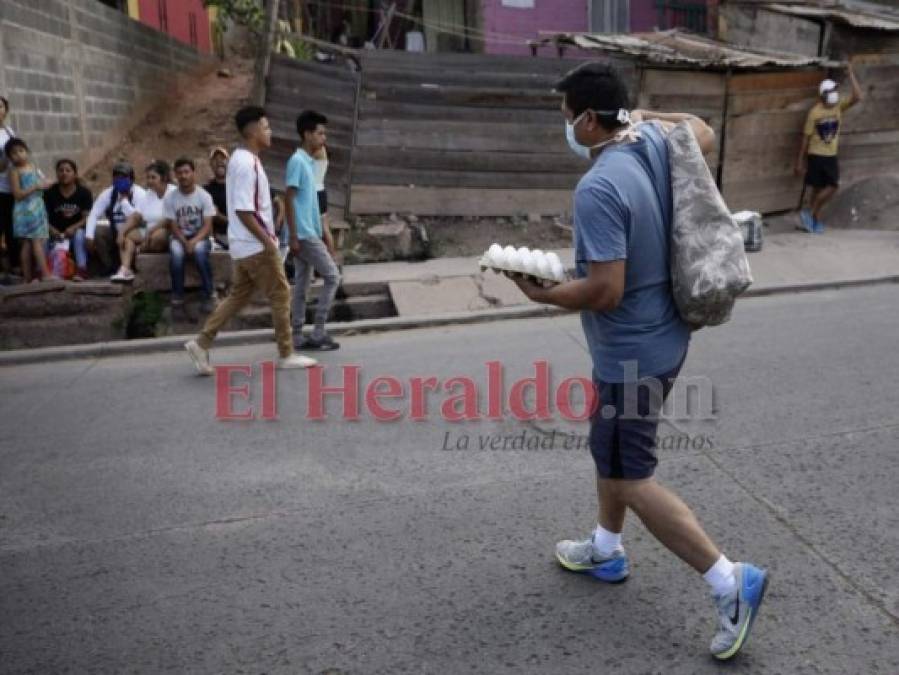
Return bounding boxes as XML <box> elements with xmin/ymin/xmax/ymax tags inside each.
<box><xmin>137</xmin><ymin>0</ymin><xmax>212</xmax><ymax>54</ymax></box>
<box><xmin>481</xmin><ymin>0</ymin><xmax>588</xmax><ymax>56</ymax></box>
<box><xmin>630</xmin><ymin>0</ymin><xmax>659</xmax><ymax>32</ymax></box>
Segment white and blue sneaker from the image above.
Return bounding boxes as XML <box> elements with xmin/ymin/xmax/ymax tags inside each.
<box><xmin>555</xmin><ymin>536</ymin><xmax>630</xmax><ymax>583</ymax></box>
<box><xmin>710</xmin><ymin>562</ymin><xmax>769</xmax><ymax>660</ymax></box>
<box><xmin>797</xmin><ymin>209</ymin><xmax>815</xmax><ymax>233</ymax></box>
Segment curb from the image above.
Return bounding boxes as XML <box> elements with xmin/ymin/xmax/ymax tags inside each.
<box><xmin>2</xmin><ymin>275</ymin><xmax>897</xmax><ymax>367</ymax></box>
<box><xmin>0</xmin><ymin>304</ymin><xmax>565</xmax><ymax>367</ymax></box>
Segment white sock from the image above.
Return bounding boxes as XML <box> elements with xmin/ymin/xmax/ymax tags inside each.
<box><xmin>703</xmin><ymin>555</ymin><xmax>737</xmax><ymax>597</ymax></box>
<box><xmin>591</xmin><ymin>524</ymin><xmax>623</xmax><ymax>558</ymax></box>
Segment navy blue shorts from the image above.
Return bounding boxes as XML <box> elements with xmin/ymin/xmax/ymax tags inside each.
<box><xmin>589</xmin><ymin>354</ymin><xmax>685</xmax><ymax>480</ymax></box>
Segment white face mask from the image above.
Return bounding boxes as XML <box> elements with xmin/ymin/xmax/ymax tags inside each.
<box><xmin>565</xmin><ymin>117</ymin><xmax>592</xmax><ymax>160</ymax></box>
<box><xmin>825</xmin><ymin>91</ymin><xmax>839</xmax><ymax>106</ymax></box>
<box><xmin>565</xmin><ymin>109</ymin><xmax>637</xmax><ymax>160</ymax></box>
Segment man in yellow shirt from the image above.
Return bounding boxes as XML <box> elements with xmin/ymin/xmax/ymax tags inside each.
<box><xmin>794</xmin><ymin>64</ymin><xmax>863</xmax><ymax>233</ymax></box>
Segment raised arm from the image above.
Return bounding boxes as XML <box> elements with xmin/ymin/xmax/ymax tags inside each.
<box><xmin>845</xmin><ymin>63</ymin><xmax>863</xmax><ymax>108</ymax></box>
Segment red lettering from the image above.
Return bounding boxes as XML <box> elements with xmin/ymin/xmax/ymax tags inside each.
<box><xmin>441</xmin><ymin>377</ymin><xmax>480</xmax><ymax>422</ymax></box>
<box><xmin>409</xmin><ymin>376</ymin><xmax>439</xmax><ymax>421</ymax></box>
<box><xmin>486</xmin><ymin>360</ymin><xmax>504</xmax><ymax>420</ymax></box>
<box><xmin>509</xmin><ymin>361</ymin><xmax>552</xmax><ymax>421</ymax></box>
<box><xmin>307</xmin><ymin>365</ymin><xmax>360</xmax><ymax>420</ymax></box>
<box><xmin>365</xmin><ymin>376</ymin><xmax>404</xmax><ymax>421</ymax></box>
<box><xmin>556</xmin><ymin>377</ymin><xmax>598</xmax><ymax>422</ymax></box>
<box><xmin>259</xmin><ymin>361</ymin><xmax>277</xmax><ymax>420</ymax></box>
<box><xmin>215</xmin><ymin>365</ymin><xmax>255</xmax><ymax>420</ymax></box>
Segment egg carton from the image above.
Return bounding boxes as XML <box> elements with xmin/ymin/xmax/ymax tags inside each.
<box><xmin>477</xmin><ymin>244</ymin><xmax>566</xmax><ymax>284</ymax></box>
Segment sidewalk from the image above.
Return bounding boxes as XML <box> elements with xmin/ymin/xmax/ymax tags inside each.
<box><xmin>1</xmin><ymin>229</ymin><xmax>897</xmax><ymax>366</ymax></box>
<box><xmin>345</xmin><ymin>229</ymin><xmax>899</xmax><ymax>316</ymax></box>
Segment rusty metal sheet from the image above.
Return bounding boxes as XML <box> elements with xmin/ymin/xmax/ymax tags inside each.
<box><xmin>764</xmin><ymin>3</ymin><xmax>899</xmax><ymax>31</ymax></box>
<box><xmin>532</xmin><ymin>30</ymin><xmax>839</xmax><ymax>70</ymax></box>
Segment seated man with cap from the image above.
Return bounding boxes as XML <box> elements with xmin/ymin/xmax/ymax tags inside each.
<box><xmin>204</xmin><ymin>146</ymin><xmax>230</xmax><ymax>250</ymax></box>
<box><xmin>794</xmin><ymin>64</ymin><xmax>863</xmax><ymax>233</ymax></box>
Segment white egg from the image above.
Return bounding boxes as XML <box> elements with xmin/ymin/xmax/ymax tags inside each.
<box><xmin>545</xmin><ymin>251</ymin><xmax>561</xmax><ymax>267</ymax></box>
<box><xmin>536</xmin><ymin>257</ymin><xmax>551</xmax><ymax>279</ymax></box>
<box><xmin>488</xmin><ymin>248</ymin><xmax>505</xmax><ymax>267</ymax></box>
<box><xmin>516</xmin><ymin>246</ymin><xmax>530</xmax><ymax>257</ymax></box>
<box><xmin>531</xmin><ymin>249</ymin><xmax>544</xmax><ymax>258</ymax></box>
<box><xmin>488</xmin><ymin>243</ymin><xmax>503</xmax><ymax>260</ymax></box>
<box><xmin>502</xmin><ymin>245</ymin><xmax>517</xmax><ymax>267</ymax></box>
<box><xmin>507</xmin><ymin>251</ymin><xmax>522</xmax><ymax>271</ymax></box>
<box><xmin>550</xmin><ymin>260</ymin><xmax>565</xmax><ymax>282</ymax></box>
<box><xmin>518</xmin><ymin>249</ymin><xmax>533</xmax><ymax>269</ymax></box>
<box><xmin>522</xmin><ymin>254</ymin><xmax>538</xmax><ymax>275</ymax></box>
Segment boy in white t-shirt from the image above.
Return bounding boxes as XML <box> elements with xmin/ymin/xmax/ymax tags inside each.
<box><xmin>185</xmin><ymin>107</ymin><xmax>316</xmax><ymax>373</ymax></box>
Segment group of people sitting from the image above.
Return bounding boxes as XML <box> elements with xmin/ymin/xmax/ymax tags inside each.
<box><xmin>1</xmin><ymin>142</ymin><xmax>233</xmax><ymax>314</ymax></box>
<box><xmin>88</xmin><ymin>152</ymin><xmax>231</xmax><ymax>314</ymax></box>
<box><xmin>2</xmin><ymin>96</ymin><xmax>335</xmax><ymax>338</ymax></box>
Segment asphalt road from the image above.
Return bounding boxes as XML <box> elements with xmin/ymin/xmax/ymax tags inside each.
<box><xmin>2</xmin><ymin>284</ymin><xmax>898</xmax><ymax>674</ymax></box>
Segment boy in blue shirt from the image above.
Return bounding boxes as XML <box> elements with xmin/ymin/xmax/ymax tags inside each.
<box><xmin>285</xmin><ymin>110</ymin><xmax>341</xmax><ymax>350</ymax></box>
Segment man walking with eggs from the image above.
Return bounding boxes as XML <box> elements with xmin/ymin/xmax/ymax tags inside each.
<box><xmin>509</xmin><ymin>63</ymin><xmax>769</xmax><ymax>661</ymax></box>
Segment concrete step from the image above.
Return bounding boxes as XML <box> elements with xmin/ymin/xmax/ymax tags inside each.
<box><xmin>232</xmin><ymin>293</ymin><xmax>396</xmax><ymax>330</ymax></box>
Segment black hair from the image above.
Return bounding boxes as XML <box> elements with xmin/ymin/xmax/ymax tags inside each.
<box><xmin>54</xmin><ymin>158</ymin><xmax>82</xmax><ymax>188</ymax></box>
<box><xmin>235</xmin><ymin>106</ymin><xmax>267</xmax><ymax>135</ymax></box>
<box><xmin>56</xmin><ymin>158</ymin><xmax>78</xmax><ymax>174</ymax></box>
<box><xmin>4</xmin><ymin>137</ymin><xmax>27</xmax><ymax>156</ymax></box>
<box><xmin>173</xmin><ymin>157</ymin><xmax>195</xmax><ymax>171</ymax></box>
<box><xmin>0</xmin><ymin>96</ymin><xmax>8</xmax><ymax>112</ymax></box>
<box><xmin>296</xmin><ymin>110</ymin><xmax>328</xmax><ymax>139</ymax></box>
<box><xmin>146</xmin><ymin>159</ymin><xmax>171</xmax><ymax>181</ymax></box>
<box><xmin>555</xmin><ymin>62</ymin><xmax>630</xmax><ymax>131</ymax></box>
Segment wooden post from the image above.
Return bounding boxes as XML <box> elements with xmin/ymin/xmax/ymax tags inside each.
<box><xmin>344</xmin><ymin>64</ymin><xmax>364</xmax><ymax>217</ymax></box>
<box><xmin>253</xmin><ymin>0</ymin><xmax>282</xmax><ymax>107</ymax></box>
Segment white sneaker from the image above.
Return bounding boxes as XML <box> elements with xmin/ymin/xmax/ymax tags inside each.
<box><xmin>277</xmin><ymin>353</ymin><xmax>318</xmax><ymax>369</ymax></box>
<box><xmin>184</xmin><ymin>339</ymin><xmax>214</xmax><ymax>376</ymax></box>
<box><xmin>110</xmin><ymin>267</ymin><xmax>135</xmax><ymax>283</ymax></box>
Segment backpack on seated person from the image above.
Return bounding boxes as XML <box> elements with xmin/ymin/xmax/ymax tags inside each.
<box><xmin>666</xmin><ymin>121</ymin><xmax>753</xmax><ymax>328</ymax></box>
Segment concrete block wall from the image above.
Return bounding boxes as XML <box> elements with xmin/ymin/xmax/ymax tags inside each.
<box><xmin>0</xmin><ymin>0</ymin><xmax>206</xmax><ymax>175</ymax></box>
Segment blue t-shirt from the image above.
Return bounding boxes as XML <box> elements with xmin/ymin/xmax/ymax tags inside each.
<box><xmin>574</xmin><ymin>122</ymin><xmax>689</xmax><ymax>383</ymax></box>
<box><xmin>285</xmin><ymin>148</ymin><xmax>322</xmax><ymax>240</ymax></box>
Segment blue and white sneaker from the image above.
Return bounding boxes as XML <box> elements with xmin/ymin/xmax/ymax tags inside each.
<box><xmin>798</xmin><ymin>209</ymin><xmax>815</xmax><ymax>233</ymax></box>
<box><xmin>710</xmin><ymin>562</ymin><xmax>769</xmax><ymax>660</ymax></box>
<box><xmin>555</xmin><ymin>536</ymin><xmax>630</xmax><ymax>583</ymax></box>
<box><xmin>813</xmin><ymin>217</ymin><xmax>826</xmax><ymax>234</ymax></box>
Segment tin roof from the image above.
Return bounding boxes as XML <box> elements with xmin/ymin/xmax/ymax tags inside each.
<box><xmin>531</xmin><ymin>30</ymin><xmax>840</xmax><ymax>70</ymax></box>
<box><xmin>762</xmin><ymin>3</ymin><xmax>899</xmax><ymax>31</ymax></box>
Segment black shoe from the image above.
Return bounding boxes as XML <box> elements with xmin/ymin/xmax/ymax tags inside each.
<box><xmin>298</xmin><ymin>334</ymin><xmax>340</xmax><ymax>351</ymax></box>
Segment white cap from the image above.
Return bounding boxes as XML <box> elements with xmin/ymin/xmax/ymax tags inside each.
<box><xmin>819</xmin><ymin>79</ymin><xmax>837</xmax><ymax>95</ymax></box>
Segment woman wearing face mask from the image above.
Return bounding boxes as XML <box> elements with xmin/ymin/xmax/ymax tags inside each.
<box><xmin>0</xmin><ymin>95</ymin><xmax>18</xmax><ymax>276</ymax></box>
<box><xmin>111</xmin><ymin>160</ymin><xmax>176</xmax><ymax>283</ymax></box>
<box><xmin>85</xmin><ymin>161</ymin><xmax>147</xmax><ymax>275</ymax></box>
